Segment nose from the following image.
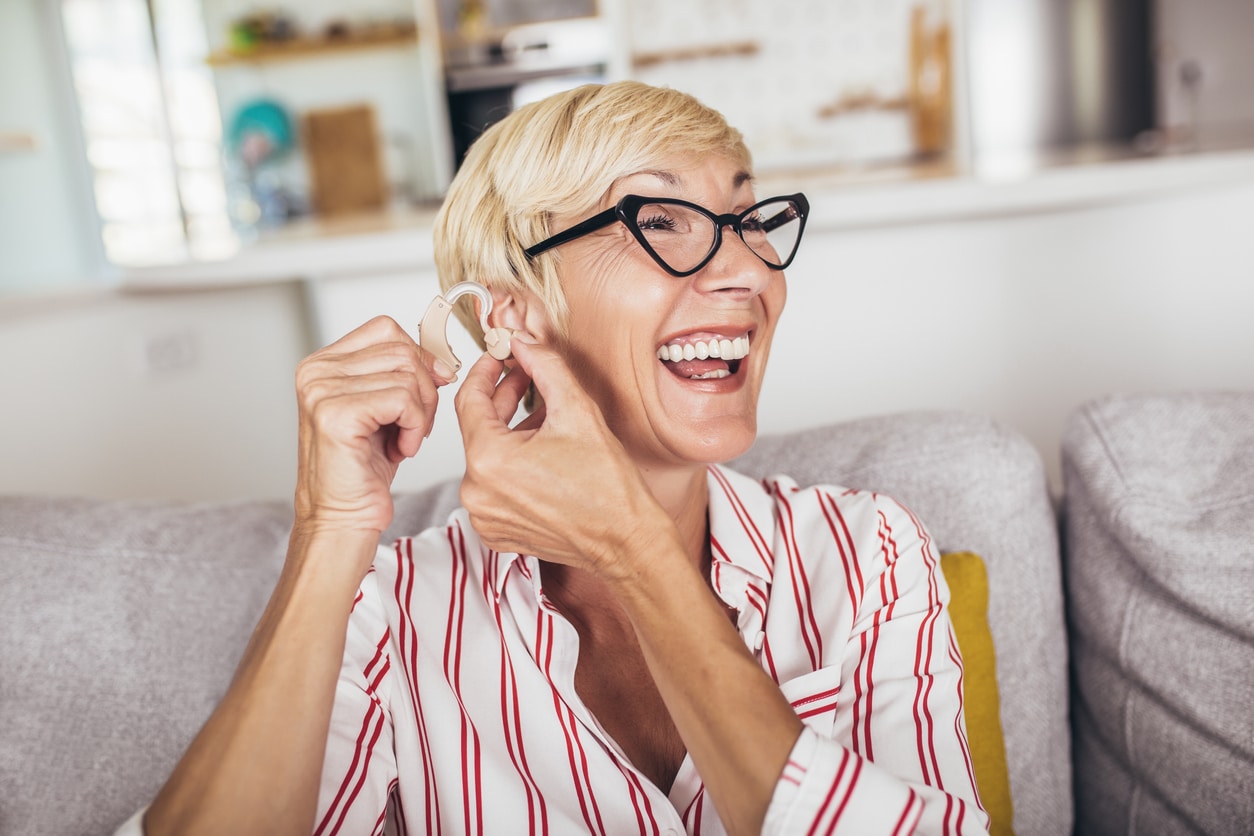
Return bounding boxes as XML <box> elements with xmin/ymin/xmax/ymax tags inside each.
<box><xmin>692</xmin><ymin>222</ymin><xmax>775</xmax><ymax>297</ymax></box>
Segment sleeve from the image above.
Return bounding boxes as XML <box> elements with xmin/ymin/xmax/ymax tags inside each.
<box><xmin>312</xmin><ymin>562</ymin><xmax>400</xmax><ymax>836</ymax></box>
<box><xmin>113</xmin><ymin>806</ymin><xmax>147</xmax><ymax>835</ymax></box>
<box><xmin>762</xmin><ymin>491</ymin><xmax>989</xmax><ymax>836</ymax></box>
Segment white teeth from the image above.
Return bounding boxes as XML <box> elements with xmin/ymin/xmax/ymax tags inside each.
<box><xmin>656</xmin><ymin>334</ymin><xmax>751</xmax><ymax>362</ymax></box>
<box><xmin>689</xmin><ymin>369</ymin><xmax>730</xmax><ymax>380</ymax></box>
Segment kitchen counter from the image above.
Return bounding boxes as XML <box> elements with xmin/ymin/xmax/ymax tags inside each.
<box><xmin>120</xmin><ymin>203</ymin><xmax>443</xmax><ymax>292</ymax></box>
<box><xmin>118</xmin><ymin>143</ymin><xmax>1254</xmax><ymax>292</ymax></box>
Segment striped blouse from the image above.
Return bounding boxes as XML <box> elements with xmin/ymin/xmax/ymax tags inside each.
<box><xmin>314</xmin><ymin>465</ymin><xmax>989</xmax><ymax>835</ymax></box>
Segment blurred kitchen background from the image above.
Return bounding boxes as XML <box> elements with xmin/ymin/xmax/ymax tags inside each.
<box><xmin>2</xmin><ymin>0</ymin><xmax>1253</xmax><ymax>501</ymax></box>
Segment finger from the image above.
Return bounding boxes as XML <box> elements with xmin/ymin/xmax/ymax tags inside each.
<box><xmin>392</xmin><ymin>423</ymin><xmax>425</xmax><ymax>461</ymax></box>
<box><xmin>310</xmin><ymin>385</ymin><xmax>432</xmax><ymax>446</ymax></box>
<box><xmin>453</xmin><ymin>351</ymin><xmax>510</xmax><ymax>445</ymax></box>
<box><xmin>301</xmin><ymin>365</ymin><xmax>440</xmax><ymax>434</ymax></box>
<box><xmin>507</xmin><ymin>340</ymin><xmax>597</xmax><ymax>426</ymax></box>
<box><xmin>511</xmin><ymin>403</ymin><xmax>546</xmax><ymax>432</ymax></box>
<box><xmin>303</xmin><ymin>370</ymin><xmax>433</xmax><ymax>400</ymax></box>
<box><xmin>491</xmin><ymin>363</ymin><xmax>533</xmax><ymax>424</ymax></box>
<box><xmin>303</xmin><ymin>340</ymin><xmax>453</xmax><ymax>389</ymax></box>
<box><xmin>319</xmin><ymin>315</ymin><xmax>418</xmax><ymax>356</ymax></box>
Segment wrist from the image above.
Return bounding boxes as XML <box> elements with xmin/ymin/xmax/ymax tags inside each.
<box><xmin>596</xmin><ymin>510</ymin><xmax>691</xmax><ymax>596</ymax></box>
<box><xmin>286</xmin><ymin>524</ymin><xmax>382</xmax><ymax>586</ymax></box>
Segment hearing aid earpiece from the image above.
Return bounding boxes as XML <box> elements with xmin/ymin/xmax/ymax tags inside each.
<box><xmin>483</xmin><ymin>325</ymin><xmax>513</xmax><ymax>361</ymax></box>
<box><xmin>418</xmin><ymin>281</ymin><xmax>514</xmax><ymax>377</ymax></box>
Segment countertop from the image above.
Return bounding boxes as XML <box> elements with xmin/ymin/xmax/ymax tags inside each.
<box><xmin>118</xmin><ymin>142</ymin><xmax>1254</xmax><ymax>293</ymax></box>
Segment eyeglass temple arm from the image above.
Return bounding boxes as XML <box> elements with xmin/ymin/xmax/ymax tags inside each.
<box><xmin>523</xmin><ymin>207</ymin><xmax>619</xmax><ymax>258</ymax></box>
<box><xmin>760</xmin><ymin>194</ymin><xmax>808</xmax><ymax>233</ymax></box>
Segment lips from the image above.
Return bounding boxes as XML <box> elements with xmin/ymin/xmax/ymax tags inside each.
<box><xmin>657</xmin><ymin>331</ymin><xmax>750</xmax><ymax>381</ymax></box>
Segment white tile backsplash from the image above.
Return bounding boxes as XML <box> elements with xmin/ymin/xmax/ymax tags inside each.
<box><xmin>624</xmin><ymin>0</ymin><xmax>950</xmax><ymax>169</ymax></box>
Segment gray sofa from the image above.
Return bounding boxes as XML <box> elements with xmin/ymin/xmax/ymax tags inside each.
<box><xmin>2</xmin><ymin>393</ymin><xmax>1250</xmax><ymax>835</ymax></box>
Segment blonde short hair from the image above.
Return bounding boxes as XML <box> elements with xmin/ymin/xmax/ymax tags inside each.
<box><xmin>432</xmin><ymin>81</ymin><xmax>751</xmax><ymax>343</ymax></box>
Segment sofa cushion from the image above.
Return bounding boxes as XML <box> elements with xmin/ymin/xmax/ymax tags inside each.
<box><xmin>0</xmin><ymin>496</ymin><xmax>291</xmax><ymax>835</ymax></box>
<box><xmin>941</xmin><ymin>551</ymin><xmax>1014</xmax><ymax>836</ymax></box>
<box><xmin>734</xmin><ymin>411</ymin><xmax>1069</xmax><ymax>836</ymax></box>
<box><xmin>1062</xmin><ymin>392</ymin><xmax>1254</xmax><ymax>835</ymax></box>
<box><xmin>0</xmin><ymin>481</ymin><xmax>462</xmax><ymax>836</ymax></box>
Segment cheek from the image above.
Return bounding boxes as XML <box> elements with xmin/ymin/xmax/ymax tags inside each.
<box><xmin>555</xmin><ymin>252</ymin><xmax>633</xmax><ymax>378</ymax></box>
<box><xmin>760</xmin><ymin>274</ymin><xmax>788</xmax><ymax>338</ymax></box>
<box><xmin>768</xmin><ymin>272</ymin><xmax>788</xmax><ymax>314</ymax></box>
<box><xmin>560</xmin><ymin>245</ymin><xmax>666</xmax><ymax>339</ymax></box>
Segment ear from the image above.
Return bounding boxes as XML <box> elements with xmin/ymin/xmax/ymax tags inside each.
<box><xmin>487</xmin><ymin>285</ymin><xmax>552</xmax><ymax>340</ymax></box>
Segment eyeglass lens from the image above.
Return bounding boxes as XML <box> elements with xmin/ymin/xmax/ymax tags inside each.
<box><xmin>630</xmin><ymin>198</ymin><xmax>804</xmax><ymax>274</ymax></box>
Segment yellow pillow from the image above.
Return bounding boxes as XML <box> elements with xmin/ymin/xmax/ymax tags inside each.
<box><xmin>941</xmin><ymin>551</ymin><xmax>1015</xmax><ymax>836</ymax></box>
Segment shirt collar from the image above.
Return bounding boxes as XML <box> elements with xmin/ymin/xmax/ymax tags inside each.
<box><xmin>491</xmin><ymin>549</ymin><xmax>542</xmax><ymax>602</ymax></box>
<box><xmin>706</xmin><ymin>464</ymin><xmax>777</xmax><ymax>586</ymax></box>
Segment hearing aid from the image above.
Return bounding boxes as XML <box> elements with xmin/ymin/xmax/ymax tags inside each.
<box><xmin>418</xmin><ymin>281</ymin><xmax>514</xmax><ymax>377</ymax></box>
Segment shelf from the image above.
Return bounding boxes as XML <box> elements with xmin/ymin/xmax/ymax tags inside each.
<box><xmin>207</xmin><ymin>30</ymin><xmax>419</xmax><ymax>67</ymax></box>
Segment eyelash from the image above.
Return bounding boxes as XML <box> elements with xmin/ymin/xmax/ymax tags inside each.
<box><xmin>638</xmin><ymin>214</ymin><xmax>678</xmax><ymax>231</ymax></box>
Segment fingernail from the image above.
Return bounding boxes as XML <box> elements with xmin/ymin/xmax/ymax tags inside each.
<box><xmin>433</xmin><ymin>359</ymin><xmax>455</xmax><ymax>379</ymax></box>
<box><xmin>513</xmin><ymin>331</ymin><xmax>538</xmax><ymax>345</ymax></box>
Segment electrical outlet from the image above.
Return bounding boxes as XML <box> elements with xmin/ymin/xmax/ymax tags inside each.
<box><xmin>142</xmin><ymin>330</ymin><xmax>199</xmax><ymax>375</ymax></box>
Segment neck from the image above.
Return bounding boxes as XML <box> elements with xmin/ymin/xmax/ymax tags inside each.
<box><xmin>540</xmin><ymin>462</ymin><xmax>711</xmax><ymax>627</ymax></box>
<box><xmin>638</xmin><ymin>462</ymin><xmax>711</xmax><ymax>570</ymax></box>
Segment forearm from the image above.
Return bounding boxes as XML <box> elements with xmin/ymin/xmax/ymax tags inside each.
<box><xmin>145</xmin><ymin>528</ymin><xmax>378</xmax><ymax>836</ymax></box>
<box><xmin>610</xmin><ymin>532</ymin><xmax>803</xmax><ymax>836</ymax></box>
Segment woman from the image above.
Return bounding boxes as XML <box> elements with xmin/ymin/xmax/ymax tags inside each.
<box><xmin>134</xmin><ymin>82</ymin><xmax>988</xmax><ymax>835</ymax></box>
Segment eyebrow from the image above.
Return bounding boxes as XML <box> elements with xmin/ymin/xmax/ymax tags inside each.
<box><xmin>625</xmin><ymin>168</ymin><xmax>756</xmax><ymax>191</ymax></box>
<box><xmin>635</xmin><ymin>170</ymin><xmax>681</xmax><ymax>188</ymax></box>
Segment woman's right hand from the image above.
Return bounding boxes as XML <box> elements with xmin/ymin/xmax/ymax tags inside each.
<box><xmin>146</xmin><ymin>315</ymin><xmax>447</xmax><ymax>836</ymax></box>
<box><xmin>293</xmin><ymin>316</ymin><xmax>453</xmax><ymax>537</ymax></box>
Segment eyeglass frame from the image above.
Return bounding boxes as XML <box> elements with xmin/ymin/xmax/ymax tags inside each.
<box><xmin>522</xmin><ymin>192</ymin><xmax>810</xmax><ymax>278</ymax></box>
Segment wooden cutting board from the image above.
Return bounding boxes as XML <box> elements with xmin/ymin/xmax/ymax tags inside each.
<box><xmin>303</xmin><ymin>104</ymin><xmax>387</xmax><ymax>215</ymax></box>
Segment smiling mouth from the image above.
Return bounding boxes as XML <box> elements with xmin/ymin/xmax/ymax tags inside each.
<box><xmin>656</xmin><ymin>333</ymin><xmax>750</xmax><ymax>380</ymax></box>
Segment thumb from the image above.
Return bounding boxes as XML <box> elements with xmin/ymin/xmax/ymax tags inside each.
<box><xmin>507</xmin><ymin>339</ymin><xmax>600</xmax><ymax>429</ymax></box>
<box><xmin>453</xmin><ymin>350</ymin><xmax>508</xmax><ymax>445</ymax></box>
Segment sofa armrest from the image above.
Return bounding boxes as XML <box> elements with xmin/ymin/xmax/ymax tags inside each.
<box><xmin>1063</xmin><ymin>391</ymin><xmax>1254</xmax><ymax>836</ymax></box>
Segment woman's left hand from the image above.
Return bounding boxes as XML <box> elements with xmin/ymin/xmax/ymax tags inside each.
<box><xmin>453</xmin><ymin>338</ymin><xmax>672</xmax><ymax>579</ymax></box>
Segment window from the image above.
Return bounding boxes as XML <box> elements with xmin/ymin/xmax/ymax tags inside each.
<box><xmin>60</xmin><ymin>0</ymin><xmax>236</xmax><ymax>266</ymax></box>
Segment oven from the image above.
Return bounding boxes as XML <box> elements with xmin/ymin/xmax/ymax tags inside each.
<box><xmin>443</xmin><ymin>18</ymin><xmax>610</xmax><ymax>166</ymax></box>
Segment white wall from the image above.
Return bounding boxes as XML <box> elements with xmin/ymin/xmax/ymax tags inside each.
<box><xmin>0</xmin><ymin>283</ymin><xmax>309</xmax><ymax>502</ymax></box>
<box><xmin>761</xmin><ymin>175</ymin><xmax>1254</xmax><ymax>491</ymax></box>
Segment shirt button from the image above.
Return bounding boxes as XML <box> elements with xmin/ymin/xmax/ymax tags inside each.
<box><xmin>753</xmin><ymin>630</ymin><xmax>766</xmax><ymax>651</ymax></box>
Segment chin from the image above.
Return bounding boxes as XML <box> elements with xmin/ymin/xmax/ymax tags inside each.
<box><xmin>663</xmin><ymin>415</ymin><xmax>758</xmax><ymax>467</ymax></box>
